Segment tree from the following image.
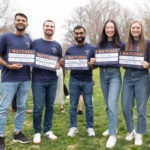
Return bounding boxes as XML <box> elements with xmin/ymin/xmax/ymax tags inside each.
<box><xmin>0</xmin><ymin>0</ymin><xmax>20</xmax><ymax>34</ymax></box>
<box><xmin>62</xmin><ymin>0</ymin><xmax>150</xmax><ymax>52</ymax></box>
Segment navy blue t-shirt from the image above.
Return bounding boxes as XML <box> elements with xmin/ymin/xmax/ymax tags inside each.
<box><xmin>32</xmin><ymin>38</ymin><xmax>62</xmax><ymax>82</ymax></box>
<box><xmin>0</xmin><ymin>32</ymin><xmax>32</xmax><ymax>82</ymax></box>
<box><xmin>65</xmin><ymin>43</ymin><xmax>95</xmax><ymax>81</ymax></box>
<box><xmin>126</xmin><ymin>40</ymin><xmax>150</xmax><ymax>62</ymax></box>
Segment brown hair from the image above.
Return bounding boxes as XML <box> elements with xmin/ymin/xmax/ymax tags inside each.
<box><xmin>125</xmin><ymin>20</ymin><xmax>147</xmax><ymax>51</ymax></box>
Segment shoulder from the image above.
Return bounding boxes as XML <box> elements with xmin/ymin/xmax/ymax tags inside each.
<box><xmin>0</xmin><ymin>32</ymin><xmax>12</xmax><ymax>39</ymax></box>
<box><xmin>32</xmin><ymin>38</ymin><xmax>41</xmax><ymax>43</ymax></box>
<box><xmin>67</xmin><ymin>44</ymin><xmax>76</xmax><ymax>50</ymax></box>
<box><xmin>85</xmin><ymin>43</ymin><xmax>96</xmax><ymax>49</ymax></box>
<box><xmin>53</xmin><ymin>40</ymin><xmax>61</xmax><ymax>45</ymax></box>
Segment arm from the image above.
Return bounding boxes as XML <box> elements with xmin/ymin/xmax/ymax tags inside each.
<box><xmin>0</xmin><ymin>56</ymin><xmax>23</xmax><ymax>70</ymax></box>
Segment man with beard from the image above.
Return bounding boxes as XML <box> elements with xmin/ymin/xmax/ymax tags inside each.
<box><xmin>0</xmin><ymin>13</ymin><xmax>31</xmax><ymax>150</ymax></box>
<box><xmin>32</xmin><ymin>20</ymin><xmax>63</xmax><ymax>144</ymax></box>
<box><xmin>66</xmin><ymin>25</ymin><xmax>95</xmax><ymax>137</ymax></box>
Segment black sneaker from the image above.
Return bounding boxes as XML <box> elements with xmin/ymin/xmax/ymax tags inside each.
<box><xmin>13</xmin><ymin>132</ymin><xmax>30</xmax><ymax>144</ymax></box>
<box><xmin>0</xmin><ymin>137</ymin><xmax>6</xmax><ymax>150</ymax></box>
<box><xmin>77</xmin><ymin>110</ymin><xmax>83</xmax><ymax>115</ymax></box>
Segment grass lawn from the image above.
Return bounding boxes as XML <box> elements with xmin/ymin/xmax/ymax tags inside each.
<box><xmin>4</xmin><ymin>68</ymin><xmax>150</xmax><ymax>150</ymax></box>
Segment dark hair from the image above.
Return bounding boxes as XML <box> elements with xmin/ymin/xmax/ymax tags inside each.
<box><xmin>43</xmin><ymin>20</ymin><xmax>55</xmax><ymax>27</ymax></box>
<box><xmin>74</xmin><ymin>25</ymin><xmax>86</xmax><ymax>33</ymax></box>
<box><xmin>15</xmin><ymin>13</ymin><xmax>28</xmax><ymax>21</ymax></box>
<box><xmin>98</xmin><ymin>20</ymin><xmax>121</xmax><ymax>48</ymax></box>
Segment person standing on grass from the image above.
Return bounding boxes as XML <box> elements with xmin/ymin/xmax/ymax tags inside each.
<box><xmin>97</xmin><ymin>20</ymin><xmax>125</xmax><ymax>148</ymax></box>
<box><xmin>54</xmin><ymin>66</ymin><xmax>65</xmax><ymax>112</ymax></box>
<box><xmin>65</xmin><ymin>25</ymin><xmax>95</xmax><ymax>137</ymax></box>
<box><xmin>121</xmin><ymin>20</ymin><xmax>150</xmax><ymax>146</ymax></box>
<box><xmin>32</xmin><ymin>20</ymin><xmax>63</xmax><ymax>144</ymax></box>
<box><xmin>0</xmin><ymin>13</ymin><xmax>31</xmax><ymax>150</ymax></box>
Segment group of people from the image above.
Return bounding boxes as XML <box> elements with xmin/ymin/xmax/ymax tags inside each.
<box><xmin>0</xmin><ymin>12</ymin><xmax>150</xmax><ymax>150</ymax></box>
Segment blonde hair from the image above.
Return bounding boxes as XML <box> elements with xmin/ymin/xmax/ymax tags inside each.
<box><xmin>125</xmin><ymin>20</ymin><xmax>147</xmax><ymax>51</ymax></box>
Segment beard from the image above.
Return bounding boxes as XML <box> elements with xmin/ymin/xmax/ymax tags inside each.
<box><xmin>75</xmin><ymin>37</ymin><xmax>85</xmax><ymax>44</ymax></box>
<box><xmin>44</xmin><ymin>32</ymin><xmax>53</xmax><ymax>37</ymax></box>
<box><xmin>44</xmin><ymin>29</ymin><xmax>54</xmax><ymax>37</ymax></box>
<box><xmin>15</xmin><ymin>25</ymin><xmax>26</xmax><ymax>32</ymax></box>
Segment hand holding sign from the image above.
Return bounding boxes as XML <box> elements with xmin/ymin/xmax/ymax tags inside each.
<box><xmin>7</xmin><ymin>63</ymin><xmax>23</xmax><ymax>70</ymax></box>
<box><xmin>141</xmin><ymin>61</ymin><xmax>150</xmax><ymax>69</ymax></box>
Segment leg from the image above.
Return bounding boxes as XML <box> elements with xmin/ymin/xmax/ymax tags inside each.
<box><xmin>82</xmin><ymin>81</ymin><xmax>94</xmax><ymax>128</ymax></box>
<box><xmin>32</xmin><ymin>82</ymin><xmax>45</xmax><ymax>133</ymax></box>
<box><xmin>69</xmin><ymin>77</ymin><xmax>80</xmax><ymax>127</ymax></box>
<box><xmin>0</xmin><ymin>82</ymin><xmax>18</xmax><ymax>137</ymax></box>
<box><xmin>14</xmin><ymin>81</ymin><xmax>30</xmax><ymax>132</ymax></box>
<box><xmin>135</xmin><ymin>79</ymin><xmax>149</xmax><ymax>134</ymax></box>
<box><xmin>121</xmin><ymin>79</ymin><xmax>134</xmax><ymax>133</ymax></box>
<box><xmin>107</xmin><ymin>76</ymin><xmax>121</xmax><ymax>135</ymax></box>
<box><xmin>43</xmin><ymin>79</ymin><xmax>57</xmax><ymax>133</ymax></box>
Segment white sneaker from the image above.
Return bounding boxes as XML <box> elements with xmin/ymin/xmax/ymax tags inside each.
<box><xmin>134</xmin><ymin>133</ymin><xmax>143</xmax><ymax>146</ymax></box>
<box><xmin>67</xmin><ymin>127</ymin><xmax>78</xmax><ymax>137</ymax></box>
<box><xmin>106</xmin><ymin>136</ymin><xmax>117</xmax><ymax>148</ymax></box>
<box><xmin>87</xmin><ymin>128</ymin><xmax>95</xmax><ymax>137</ymax></box>
<box><xmin>102</xmin><ymin>129</ymin><xmax>117</xmax><ymax>137</ymax></box>
<box><xmin>125</xmin><ymin>129</ymin><xmax>136</xmax><ymax>141</ymax></box>
<box><xmin>102</xmin><ymin>129</ymin><xmax>109</xmax><ymax>136</ymax></box>
<box><xmin>66</xmin><ymin>95</ymin><xmax>70</xmax><ymax>99</ymax></box>
<box><xmin>33</xmin><ymin>133</ymin><xmax>41</xmax><ymax>144</ymax></box>
<box><xmin>44</xmin><ymin>131</ymin><xmax>57</xmax><ymax>140</ymax></box>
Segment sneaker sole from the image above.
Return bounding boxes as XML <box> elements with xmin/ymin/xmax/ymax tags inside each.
<box><xmin>44</xmin><ymin>135</ymin><xmax>58</xmax><ymax>140</ymax></box>
<box><xmin>49</xmin><ymin>137</ymin><xmax>58</xmax><ymax>140</ymax></box>
<box><xmin>67</xmin><ymin>131</ymin><xmax>78</xmax><ymax>137</ymax></box>
<box><xmin>13</xmin><ymin>139</ymin><xmax>30</xmax><ymax>144</ymax></box>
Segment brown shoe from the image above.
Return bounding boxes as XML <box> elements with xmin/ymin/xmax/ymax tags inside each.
<box><xmin>11</xmin><ymin>109</ymin><xmax>17</xmax><ymax>112</ymax></box>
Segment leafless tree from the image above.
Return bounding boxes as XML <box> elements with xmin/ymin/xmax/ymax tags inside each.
<box><xmin>62</xmin><ymin>0</ymin><xmax>150</xmax><ymax>52</ymax></box>
<box><xmin>0</xmin><ymin>0</ymin><xmax>20</xmax><ymax>34</ymax></box>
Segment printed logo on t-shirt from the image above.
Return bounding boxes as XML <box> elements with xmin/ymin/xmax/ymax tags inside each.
<box><xmin>52</xmin><ymin>47</ymin><xmax>58</xmax><ymax>53</ymax></box>
<box><xmin>26</xmin><ymin>42</ymin><xmax>31</xmax><ymax>49</ymax></box>
<box><xmin>85</xmin><ymin>50</ymin><xmax>90</xmax><ymax>55</ymax></box>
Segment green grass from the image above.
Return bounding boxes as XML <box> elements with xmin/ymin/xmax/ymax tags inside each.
<box><xmin>4</xmin><ymin>68</ymin><xmax>150</xmax><ymax>150</ymax></box>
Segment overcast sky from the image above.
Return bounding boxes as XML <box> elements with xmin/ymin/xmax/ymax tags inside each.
<box><xmin>10</xmin><ymin>0</ymin><xmax>146</xmax><ymax>43</ymax></box>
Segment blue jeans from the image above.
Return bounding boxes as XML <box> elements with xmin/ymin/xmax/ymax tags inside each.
<box><xmin>100</xmin><ymin>67</ymin><xmax>121</xmax><ymax>136</ymax></box>
<box><xmin>69</xmin><ymin>77</ymin><xmax>94</xmax><ymax>128</ymax></box>
<box><xmin>32</xmin><ymin>80</ymin><xmax>57</xmax><ymax>134</ymax></box>
<box><xmin>0</xmin><ymin>81</ymin><xmax>30</xmax><ymax>137</ymax></box>
<box><xmin>122</xmin><ymin>69</ymin><xmax>149</xmax><ymax>134</ymax></box>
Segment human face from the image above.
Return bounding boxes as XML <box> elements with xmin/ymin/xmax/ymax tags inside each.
<box><xmin>130</xmin><ymin>22</ymin><xmax>142</xmax><ymax>40</ymax></box>
<box><xmin>74</xmin><ymin>28</ymin><xmax>86</xmax><ymax>44</ymax></box>
<box><xmin>105</xmin><ymin>22</ymin><xmax>115</xmax><ymax>41</ymax></box>
<box><xmin>43</xmin><ymin>21</ymin><xmax>55</xmax><ymax>36</ymax></box>
<box><xmin>14</xmin><ymin>15</ymin><xmax>28</xmax><ymax>32</ymax></box>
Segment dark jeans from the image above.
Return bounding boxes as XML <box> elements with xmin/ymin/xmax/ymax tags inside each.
<box><xmin>32</xmin><ymin>80</ymin><xmax>57</xmax><ymax>133</ymax></box>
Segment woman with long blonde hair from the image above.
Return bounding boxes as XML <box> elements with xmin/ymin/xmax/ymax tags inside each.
<box><xmin>121</xmin><ymin>20</ymin><xmax>150</xmax><ymax>146</ymax></box>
